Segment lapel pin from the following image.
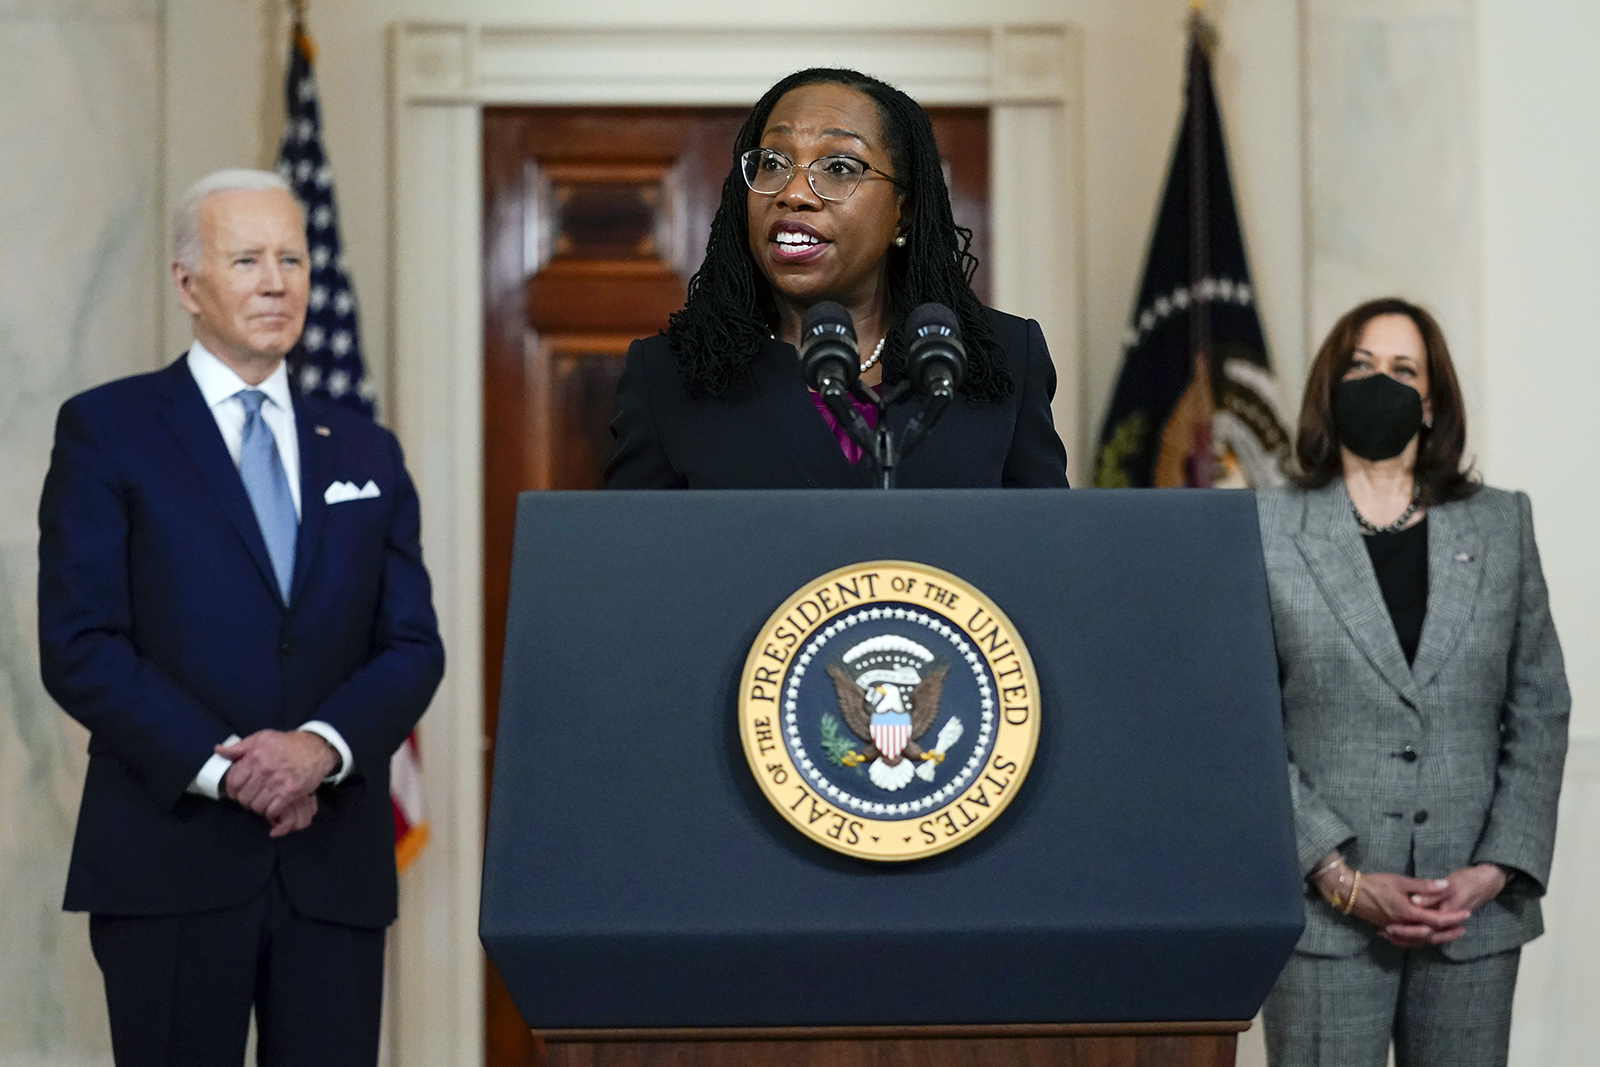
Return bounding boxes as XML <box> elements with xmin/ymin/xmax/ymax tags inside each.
<box><xmin>315</xmin><ymin>425</ymin><xmax>331</xmax><ymax>436</ymax></box>
<box><xmin>1454</xmin><ymin>552</ymin><xmax>1472</xmax><ymax>563</ymax></box>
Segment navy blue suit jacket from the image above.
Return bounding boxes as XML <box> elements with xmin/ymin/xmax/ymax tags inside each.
<box><xmin>605</xmin><ymin>308</ymin><xmax>1071</xmax><ymax>489</ymax></box>
<box><xmin>38</xmin><ymin>355</ymin><xmax>444</xmax><ymax>929</ymax></box>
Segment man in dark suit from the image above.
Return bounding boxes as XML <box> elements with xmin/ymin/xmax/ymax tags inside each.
<box><xmin>37</xmin><ymin>169</ymin><xmax>444</xmax><ymax>1066</ymax></box>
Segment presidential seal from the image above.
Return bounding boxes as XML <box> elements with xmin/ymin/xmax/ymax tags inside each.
<box><xmin>738</xmin><ymin>561</ymin><xmax>1040</xmax><ymax>861</ymax></box>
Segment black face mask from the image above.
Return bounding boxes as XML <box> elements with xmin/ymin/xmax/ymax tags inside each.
<box><xmin>1333</xmin><ymin>373</ymin><xmax>1425</xmax><ymax>461</ymax></box>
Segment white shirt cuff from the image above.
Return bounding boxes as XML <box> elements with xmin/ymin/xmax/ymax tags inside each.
<box><xmin>296</xmin><ymin>721</ymin><xmax>353</xmax><ymax>785</ymax></box>
<box><xmin>187</xmin><ymin>734</ymin><xmax>242</xmax><ymax>799</ymax></box>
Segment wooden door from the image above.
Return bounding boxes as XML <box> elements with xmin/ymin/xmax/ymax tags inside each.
<box><xmin>481</xmin><ymin>105</ymin><xmax>990</xmax><ymax>1067</ymax></box>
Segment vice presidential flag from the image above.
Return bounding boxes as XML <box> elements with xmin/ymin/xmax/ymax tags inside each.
<box><xmin>1094</xmin><ymin>14</ymin><xmax>1291</xmax><ymax>489</ymax></box>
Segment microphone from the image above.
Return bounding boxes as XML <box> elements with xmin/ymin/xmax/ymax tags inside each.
<box><xmin>903</xmin><ymin>303</ymin><xmax>967</xmax><ymax>398</ymax></box>
<box><xmin>800</xmin><ymin>302</ymin><xmax>860</xmax><ymax>395</ymax></box>
<box><xmin>896</xmin><ymin>303</ymin><xmax>966</xmax><ymax>464</ymax></box>
<box><xmin>800</xmin><ymin>301</ymin><xmax>878</xmax><ymax>469</ymax></box>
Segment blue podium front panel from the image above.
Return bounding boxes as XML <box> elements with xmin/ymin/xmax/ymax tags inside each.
<box><xmin>481</xmin><ymin>489</ymin><xmax>1302</xmax><ymax>1028</ymax></box>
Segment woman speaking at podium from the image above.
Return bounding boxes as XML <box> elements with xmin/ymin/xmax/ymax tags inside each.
<box><xmin>1256</xmin><ymin>299</ymin><xmax>1568</xmax><ymax>1067</ymax></box>
<box><xmin>605</xmin><ymin>68</ymin><xmax>1069</xmax><ymax>489</ymax></box>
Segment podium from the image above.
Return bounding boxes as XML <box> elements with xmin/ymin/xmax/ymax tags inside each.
<box><xmin>482</xmin><ymin>489</ymin><xmax>1303</xmax><ymax>1065</ymax></box>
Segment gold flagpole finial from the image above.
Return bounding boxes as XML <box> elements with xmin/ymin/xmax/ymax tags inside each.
<box><xmin>1188</xmin><ymin>0</ymin><xmax>1217</xmax><ymax>51</ymax></box>
<box><xmin>289</xmin><ymin>0</ymin><xmax>316</xmax><ymax>62</ymax></box>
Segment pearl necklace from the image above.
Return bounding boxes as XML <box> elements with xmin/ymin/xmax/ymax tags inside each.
<box><xmin>860</xmin><ymin>335</ymin><xmax>887</xmax><ymax>373</ymax></box>
<box><xmin>776</xmin><ymin>329</ymin><xmax>886</xmax><ymax>373</ymax></box>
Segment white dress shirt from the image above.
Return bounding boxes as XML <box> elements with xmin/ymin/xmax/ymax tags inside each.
<box><xmin>184</xmin><ymin>342</ymin><xmax>353</xmax><ymax>798</ymax></box>
<box><xmin>186</xmin><ymin>342</ymin><xmax>303</xmax><ymax>517</ymax></box>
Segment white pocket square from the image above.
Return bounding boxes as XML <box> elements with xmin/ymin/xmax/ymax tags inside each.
<box><xmin>324</xmin><ymin>479</ymin><xmax>381</xmax><ymax>505</ymax></box>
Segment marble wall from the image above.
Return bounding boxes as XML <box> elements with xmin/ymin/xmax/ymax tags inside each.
<box><xmin>1304</xmin><ymin>0</ymin><xmax>1480</xmax><ymax>413</ymax></box>
<box><xmin>0</xmin><ymin>0</ymin><xmax>160</xmax><ymax>1062</ymax></box>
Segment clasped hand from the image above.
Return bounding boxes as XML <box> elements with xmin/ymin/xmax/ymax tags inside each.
<box><xmin>1313</xmin><ymin>852</ymin><xmax>1507</xmax><ymax>948</ymax></box>
<box><xmin>218</xmin><ymin>730</ymin><xmax>339</xmax><ymax>838</ymax></box>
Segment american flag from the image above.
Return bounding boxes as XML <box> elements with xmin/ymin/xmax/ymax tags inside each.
<box><xmin>391</xmin><ymin>733</ymin><xmax>430</xmax><ymax>874</ymax></box>
<box><xmin>276</xmin><ymin>24</ymin><xmax>375</xmax><ymax>417</ymax></box>
<box><xmin>277</xmin><ymin>22</ymin><xmax>428</xmax><ymax>872</ymax></box>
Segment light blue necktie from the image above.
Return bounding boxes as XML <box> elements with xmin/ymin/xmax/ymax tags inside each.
<box><xmin>235</xmin><ymin>389</ymin><xmax>297</xmax><ymax>602</ymax></box>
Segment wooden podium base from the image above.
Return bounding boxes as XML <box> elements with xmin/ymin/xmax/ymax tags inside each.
<box><xmin>534</xmin><ymin>1022</ymin><xmax>1248</xmax><ymax>1067</ymax></box>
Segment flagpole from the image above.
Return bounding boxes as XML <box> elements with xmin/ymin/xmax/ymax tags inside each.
<box><xmin>1187</xmin><ymin>9</ymin><xmax>1210</xmax><ymax>378</ymax></box>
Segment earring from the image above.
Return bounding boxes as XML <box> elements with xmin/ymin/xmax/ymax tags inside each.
<box><xmin>894</xmin><ymin>235</ymin><xmax>906</xmax><ymax>247</ymax></box>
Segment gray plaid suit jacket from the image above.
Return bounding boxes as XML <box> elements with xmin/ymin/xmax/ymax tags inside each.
<box><xmin>1257</xmin><ymin>481</ymin><xmax>1568</xmax><ymax>960</ymax></box>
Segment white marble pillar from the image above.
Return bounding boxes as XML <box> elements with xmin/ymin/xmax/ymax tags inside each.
<box><xmin>0</xmin><ymin>1</ymin><xmax>161</xmax><ymax>1062</ymax></box>
<box><xmin>1303</xmin><ymin>0</ymin><xmax>1479</xmax><ymax>417</ymax></box>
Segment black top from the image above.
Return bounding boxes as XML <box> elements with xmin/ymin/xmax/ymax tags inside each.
<box><xmin>1363</xmin><ymin>517</ymin><xmax>1429</xmax><ymax>665</ymax></box>
<box><xmin>604</xmin><ymin>307</ymin><xmax>1070</xmax><ymax>489</ymax></box>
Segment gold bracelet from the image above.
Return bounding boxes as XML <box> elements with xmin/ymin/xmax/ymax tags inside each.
<box><xmin>1341</xmin><ymin>870</ymin><xmax>1363</xmax><ymax>916</ymax></box>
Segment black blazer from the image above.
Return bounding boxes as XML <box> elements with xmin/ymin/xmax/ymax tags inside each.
<box><xmin>605</xmin><ymin>308</ymin><xmax>1070</xmax><ymax>488</ymax></box>
<box><xmin>37</xmin><ymin>356</ymin><xmax>444</xmax><ymax>928</ymax></box>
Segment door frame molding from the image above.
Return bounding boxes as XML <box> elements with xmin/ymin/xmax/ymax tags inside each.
<box><xmin>386</xmin><ymin>22</ymin><xmax>1083</xmax><ymax>1066</ymax></box>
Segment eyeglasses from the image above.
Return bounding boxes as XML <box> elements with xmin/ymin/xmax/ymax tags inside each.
<box><xmin>740</xmin><ymin>148</ymin><xmax>900</xmax><ymax>203</ymax></box>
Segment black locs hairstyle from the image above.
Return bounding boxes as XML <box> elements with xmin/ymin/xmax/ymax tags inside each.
<box><xmin>665</xmin><ymin>68</ymin><xmax>1012</xmax><ymax>402</ymax></box>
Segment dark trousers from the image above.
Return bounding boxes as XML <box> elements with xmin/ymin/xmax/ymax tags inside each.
<box><xmin>89</xmin><ymin>870</ymin><xmax>385</xmax><ymax>1067</ymax></box>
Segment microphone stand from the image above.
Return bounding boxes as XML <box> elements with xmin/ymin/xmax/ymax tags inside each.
<box><xmin>819</xmin><ymin>382</ymin><xmax>890</xmax><ymax>485</ymax></box>
<box><xmin>827</xmin><ymin>377</ymin><xmax>950</xmax><ymax>490</ymax></box>
<box><xmin>896</xmin><ymin>379</ymin><xmax>953</xmax><ymax>461</ymax></box>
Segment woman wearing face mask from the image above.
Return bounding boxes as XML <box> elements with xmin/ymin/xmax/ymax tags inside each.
<box><xmin>1256</xmin><ymin>298</ymin><xmax>1569</xmax><ymax>1067</ymax></box>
